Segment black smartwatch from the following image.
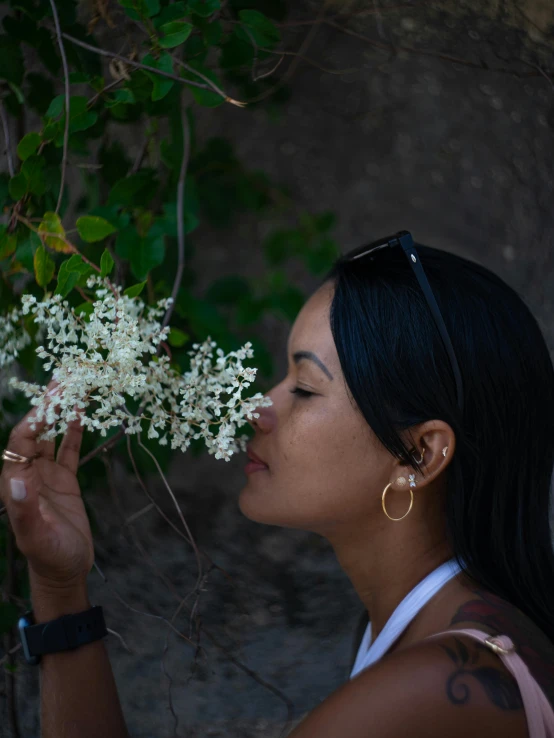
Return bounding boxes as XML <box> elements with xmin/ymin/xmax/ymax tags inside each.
<box><xmin>18</xmin><ymin>606</ymin><xmax>108</xmax><ymax>665</ymax></box>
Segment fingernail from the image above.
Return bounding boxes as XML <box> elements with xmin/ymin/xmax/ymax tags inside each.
<box><xmin>10</xmin><ymin>479</ymin><xmax>27</xmax><ymax>501</ymax></box>
<box><xmin>47</xmin><ymin>387</ymin><xmax>59</xmax><ymax>397</ymax></box>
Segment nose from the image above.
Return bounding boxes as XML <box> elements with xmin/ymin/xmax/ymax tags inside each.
<box><xmin>248</xmin><ymin>394</ymin><xmax>276</xmax><ymax>434</ymax></box>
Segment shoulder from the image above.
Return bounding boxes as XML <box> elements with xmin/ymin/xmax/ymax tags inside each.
<box><xmin>289</xmin><ymin>632</ymin><xmax>528</xmax><ymax>738</ymax></box>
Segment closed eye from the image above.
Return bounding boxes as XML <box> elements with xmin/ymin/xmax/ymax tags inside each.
<box><xmin>289</xmin><ymin>387</ymin><xmax>314</xmax><ymax>398</ymax></box>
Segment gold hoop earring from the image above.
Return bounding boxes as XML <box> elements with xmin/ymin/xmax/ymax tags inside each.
<box><xmin>382</xmin><ymin>482</ymin><xmax>414</xmax><ymax>521</ymax></box>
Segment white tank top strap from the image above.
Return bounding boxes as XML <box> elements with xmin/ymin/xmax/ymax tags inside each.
<box><xmin>424</xmin><ymin>628</ymin><xmax>554</xmax><ymax>738</ymax></box>
<box><xmin>350</xmin><ymin>558</ymin><xmax>462</xmax><ymax>679</ymax></box>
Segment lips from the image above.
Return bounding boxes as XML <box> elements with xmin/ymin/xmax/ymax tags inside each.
<box><xmin>246</xmin><ymin>446</ymin><xmax>268</xmax><ymax>467</ymax></box>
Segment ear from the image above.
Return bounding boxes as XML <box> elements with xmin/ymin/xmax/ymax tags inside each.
<box><xmin>394</xmin><ymin>420</ymin><xmax>455</xmax><ymax>489</ymax></box>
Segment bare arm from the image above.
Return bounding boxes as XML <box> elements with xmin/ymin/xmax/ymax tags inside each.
<box><xmin>0</xmin><ymin>393</ymin><xmax>130</xmax><ymax>738</ymax></box>
<box><xmin>31</xmin><ymin>575</ymin><xmax>129</xmax><ymax>738</ymax></box>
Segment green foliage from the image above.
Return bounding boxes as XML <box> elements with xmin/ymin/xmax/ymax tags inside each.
<box><xmin>76</xmin><ymin>216</ymin><xmax>118</xmax><ymax>243</ymax></box>
<box><xmin>0</xmin><ymin>0</ymin><xmax>341</xmax><ymax>633</ymax></box>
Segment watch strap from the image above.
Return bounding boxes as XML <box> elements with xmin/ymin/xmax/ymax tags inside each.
<box><xmin>23</xmin><ymin>606</ymin><xmax>107</xmax><ymax>658</ymax></box>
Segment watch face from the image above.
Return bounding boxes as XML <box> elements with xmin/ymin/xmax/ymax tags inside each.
<box><xmin>18</xmin><ymin>614</ymin><xmax>41</xmax><ymax>665</ymax></box>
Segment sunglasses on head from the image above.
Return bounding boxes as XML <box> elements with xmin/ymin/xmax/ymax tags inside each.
<box><xmin>345</xmin><ymin>230</ymin><xmax>464</xmax><ymax>412</ymax></box>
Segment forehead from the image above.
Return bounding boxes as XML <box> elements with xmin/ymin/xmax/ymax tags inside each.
<box><xmin>287</xmin><ymin>282</ymin><xmax>335</xmax><ymax>355</ymax></box>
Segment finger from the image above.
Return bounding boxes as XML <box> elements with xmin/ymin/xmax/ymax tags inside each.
<box><xmin>2</xmin><ymin>404</ymin><xmax>52</xmax><ymax>465</ymax></box>
<box><xmin>0</xmin><ymin>468</ymin><xmax>45</xmax><ymax>559</ymax></box>
<box><xmin>56</xmin><ymin>415</ymin><xmax>85</xmax><ymax>475</ymax></box>
<box><xmin>0</xmin><ymin>386</ymin><xmax>61</xmax><ymax>504</ymax></box>
<box><xmin>37</xmin><ymin>383</ymin><xmax>64</xmax><ymax>460</ymax></box>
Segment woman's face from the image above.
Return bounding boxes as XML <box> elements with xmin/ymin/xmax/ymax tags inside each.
<box><xmin>238</xmin><ymin>280</ymin><xmax>392</xmax><ymax>535</ymax></box>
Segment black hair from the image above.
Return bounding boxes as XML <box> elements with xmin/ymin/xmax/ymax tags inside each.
<box><xmin>323</xmin><ymin>243</ymin><xmax>554</xmax><ymax>645</ymax></box>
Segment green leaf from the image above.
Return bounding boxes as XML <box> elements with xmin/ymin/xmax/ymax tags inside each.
<box><xmin>238</xmin><ymin>9</ymin><xmax>280</xmax><ymax>47</ymax></box>
<box><xmin>108</xmin><ymin>170</ymin><xmax>158</xmax><ymax>207</ymax></box>
<box><xmin>119</xmin><ymin>0</ymin><xmax>160</xmax><ymax>19</ymax></box>
<box><xmin>15</xmin><ymin>230</ymin><xmax>40</xmax><ymax>271</ymax></box>
<box><xmin>38</xmin><ymin>211</ymin><xmax>70</xmax><ymax>252</ymax></box>
<box><xmin>76</xmin><ymin>215</ymin><xmax>118</xmax><ymax>243</ymax></box>
<box><xmin>153</xmin><ymin>2</ymin><xmax>187</xmax><ymax>27</ymax></box>
<box><xmin>34</xmin><ymin>245</ymin><xmax>55</xmax><ymax>287</ymax></box>
<box><xmin>159</xmin><ymin>20</ymin><xmax>193</xmax><ymax>48</ymax></box>
<box><xmin>45</xmin><ymin>94</ymin><xmax>65</xmax><ymax>119</ymax></box>
<box><xmin>0</xmin><ymin>229</ymin><xmax>17</xmax><ymax>260</ymax></box>
<box><xmin>168</xmin><ymin>327</ymin><xmax>190</xmax><ymax>347</ymax></box>
<box><xmin>21</xmin><ymin>155</ymin><xmax>46</xmax><ymax>196</ymax></box>
<box><xmin>188</xmin><ymin>0</ymin><xmax>220</xmax><ymax>17</ymax></box>
<box><xmin>105</xmin><ymin>88</ymin><xmax>136</xmax><ymax>107</ymax></box>
<box><xmin>16</xmin><ymin>132</ymin><xmax>41</xmax><ymax>161</ymax></box>
<box><xmin>123</xmin><ymin>281</ymin><xmax>147</xmax><ymax>298</ymax></box>
<box><xmin>67</xmin><ymin>96</ymin><xmax>98</xmax><ymax>135</ymax></box>
<box><xmin>75</xmin><ymin>302</ymin><xmax>94</xmax><ymax>318</ymax></box>
<box><xmin>129</xmin><ymin>234</ymin><xmax>165</xmax><ymax>280</ymax></box>
<box><xmin>100</xmin><ymin>249</ymin><xmax>115</xmax><ymax>278</ymax></box>
<box><xmin>65</xmin><ymin>253</ymin><xmax>92</xmax><ymax>276</ymax></box>
<box><xmin>142</xmin><ymin>52</ymin><xmax>174</xmax><ymax>101</ymax></box>
<box><xmin>8</xmin><ymin>172</ymin><xmax>27</xmax><ymax>200</ymax></box>
<box><xmin>55</xmin><ymin>258</ymin><xmax>82</xmax><ymax>297</ymax></box>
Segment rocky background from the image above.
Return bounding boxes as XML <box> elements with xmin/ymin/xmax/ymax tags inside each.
<box><xmin>5</xmin><ymin>0</ymin><xmax>554</xmax><ymax>735</ymax></box>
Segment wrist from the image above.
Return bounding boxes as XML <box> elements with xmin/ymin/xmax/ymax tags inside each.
<box><xmin>29</xmin><ymin>572</ymin><xmax>91</xmax><ymax>624</ymax></box>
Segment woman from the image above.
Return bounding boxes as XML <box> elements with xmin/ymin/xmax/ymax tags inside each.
<box><xmin>2</xmin><ymin>233</ymin><xmax>554</xmax><ymax>737</ymax></box>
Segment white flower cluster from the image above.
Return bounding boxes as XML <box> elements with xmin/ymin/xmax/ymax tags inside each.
<box><xmin>3</xmin><ymin>277</ymin><xmax>273</xmax><ymax>461</ymax></box>
<box><xmin>0</xmin><ymin>307</ymin><xmax>31</xmax><ymax>368</ymax></box>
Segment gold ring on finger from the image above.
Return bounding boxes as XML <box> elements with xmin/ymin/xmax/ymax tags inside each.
<box><xmin>2</xmin><ymin>449</ymin><xmax>34</xmax><ymax>464</ymax></box>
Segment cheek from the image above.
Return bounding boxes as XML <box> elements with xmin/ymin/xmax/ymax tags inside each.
<box><xmin>239</xmin><ymin>395</ymin><xmax>382</xmax><ymax>530</ymax></box>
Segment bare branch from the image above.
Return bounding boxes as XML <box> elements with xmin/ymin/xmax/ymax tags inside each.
<box><xmin>61</xmin><ymin>33</ymin><xmax>215</xmax><ymax>93</ymax></box>
<box><xmin>79</xmin><ymin>427</ymin><xmax>126</xmax><ymax>467</ymax></box>
<box><xmin>0</xmin><ymin>100</ymin><xmax>14</xmax><ymax>178</ymax></box>
<box><xmin>106</xmin><ymin>627</ymin><xmax>134</xmax><ymax>653</ymax></box>
<box><xmin>246</xmin><ymin>0</ymin><xmax>333</xmax><ymax>103</ymax></box>
<box><xmin>48</xmin><ymin>0</ymin><xmax>70</xmax><ymax>214</ymax></box>
<box><xmin>135</xmin><ymin>435</ymin><xmax>203</xmax><ymax>595</ymax></box>
<box><xmin>92</xmin><ymin>560</ymin><xmax>198</xmax><ymax>648</ymax></box>
<box><xmin>258</xmin><ymin>46</ymin><xmax>360</xmax><ymax>75</ymax></box>
<box><xmin>124</xmin><ymin>502</ymin><xmax>155</xmax><ymax>525</ymax></box>
<box><xmin>161</xmin><ymin>102</ymin><xmax>190</xmax><ymax>332</ymax></box>
<box><xmin>326</xmin><ymin>20</ymin><xmax>550</xmax><ymax>79</ymax></box>
<box><xmin>172</xmin><ymin>57</ymin><xmax>247</xmax><ymax>107</ymax></box>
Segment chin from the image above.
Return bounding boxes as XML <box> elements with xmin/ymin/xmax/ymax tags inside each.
<box><xmin>237</xmin><ymin>485</ymin><xmax>319</xmax><ymax>532</ymax></box>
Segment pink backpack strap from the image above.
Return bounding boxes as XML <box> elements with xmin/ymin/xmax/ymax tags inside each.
<box><xmin>424</xmin><ymin>627</ymin><xmax>554</xmax><ymax>738</ymax></box>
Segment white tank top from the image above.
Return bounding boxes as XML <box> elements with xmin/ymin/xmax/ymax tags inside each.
<box><xmin>350</xmin><ymin>557</ymin><xmax>462</xmax><ymax>678</ymax></box>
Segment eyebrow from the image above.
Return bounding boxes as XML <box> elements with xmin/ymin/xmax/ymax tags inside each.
<box><xmin>292</xmin><ymin>351</ymin><xmax>334</xmax><ymax>381</ymax></box>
